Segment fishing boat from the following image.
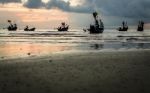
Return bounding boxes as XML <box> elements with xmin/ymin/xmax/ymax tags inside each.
<box><xmin>7</xmin><ymin>20</ymin><xmax>17</xmax><ymax>31</ymax></box>
<box><xmin>137</xmin><ymin>21</ymin><xmax>144</xmax><ymax>32</ymax></box>
<box><xmin>57</xmin><ymin>22</ymin><xmax>69</xmax><ymax>31</ymax></box>
<box><xmin>117</xmin><ymin>21</ymin><xmax>128</xmax><ymax>31</ymax></box>
<box><xmin>24</xmin><ymin>26</ymin><xmax>36</xmax><ymax>31</ymax></box>
<box><xmin>84</xmin><ymin>12</ymin><xmax>104</xmax><ymax>34</ymax></box>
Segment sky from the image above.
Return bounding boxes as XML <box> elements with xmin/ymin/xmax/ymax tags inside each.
<box><xmin>0</xmin><ymin>0</ymin><xmax>150</xmax><ymax>29</ymax></box>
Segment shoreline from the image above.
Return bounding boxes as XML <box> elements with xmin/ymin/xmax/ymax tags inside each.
<box><xmin>1</xmin><ymin>48</ymin><xmax>150</xmax><ymax>61</ymax></box>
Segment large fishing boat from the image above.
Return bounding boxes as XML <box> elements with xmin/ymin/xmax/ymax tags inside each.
<box><xmin>84</xmin><ymin>12</ymin><xmax>104</xmax><ymax>34</ymax></box>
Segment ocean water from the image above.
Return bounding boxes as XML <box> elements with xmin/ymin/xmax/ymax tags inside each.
<box><xmin>0</xmin><ymin>29</ymin><xmax>150</xmax><ymax>59</ymax></box>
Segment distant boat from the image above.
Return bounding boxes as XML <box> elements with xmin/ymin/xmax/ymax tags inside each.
<box><xmin>7</xmin><ymin>20</ymin><xmax>17</xmax><ymax>31</ymax></box>
<box><xmin>117</xmin><ymin>21</ymin><xmax>128</xmax><ymax>31</ymax></box>
<box><xmin>137</xmin><ymin>21</ymin><xmax>144</xmax><ymax>32</ymax></box>
<box><xmin>7</xmin><ymin>25</ymin><xmax>17</xmax><ymax>31</ymax></box>
<box><xmin>57</xmin><ymin>22</ymin><xmax>69</xmax><ymax>31</ymax></box>
<box><xmin>24</xmin><ymin>26</ymin><xmax>36</xmax><ymax>31</ymax></box>
<box><xmin>85</xmin><ymin>12</ymin><xmax>104</xmax><ymax>34</ymax></box>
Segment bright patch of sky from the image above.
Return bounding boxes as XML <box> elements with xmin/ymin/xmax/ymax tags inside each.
<box><xmin>21</xmin><ymin>0</ymin><xmax>27</xmax><ymax>3</ymax></box>
<box><xmin>42</xmin><ymin>0</ymin><xmax>49</xmax><ymax>3</ymax></box>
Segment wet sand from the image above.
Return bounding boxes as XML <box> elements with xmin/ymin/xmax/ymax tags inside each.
<box><xmin>0</xmin><ymin>50</ymin><xmax>150</xmax><ymax>93</ymax></box>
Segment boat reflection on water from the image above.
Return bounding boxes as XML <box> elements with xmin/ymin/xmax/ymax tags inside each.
<box><xmin>89</xmin><ymin>42</ymin><xmax>148</xmax><ymax>50</ymax></box>
<box><xmin>90</xmin><ymin>44</ymin><xmax>104</xmax><ymax>50</ymax></box>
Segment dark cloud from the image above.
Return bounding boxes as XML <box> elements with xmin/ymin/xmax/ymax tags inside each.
<box><xmin>23</xmin><ymin>0</ymin><xmax>150</xmax><ymax>19</ymax></box>
<box><xmin>24</xmin><ymin>0</ymin><xmax>95</xmax><ymax>13</ymax></box>
<box><xmin>45</xmin><ymin>0</ymin><xmax>70</xmax><ymax>11</ymax></box>
<box><xmin>93</xmin><ymin>0</ymin><xmax>150</xmax><ymax>18</ymax></box>
<box><xmin>45</xmin><ymin>0</ymin><xmax>94</xmax><ymax>13</ymax></box>
<box><xmin>23</xmin><ymin>0</ymin><xmax>44</xmax><ymax>8</ymax></box>
<box><xmin>0</xmin><ymin>0</ymin><xmax>21</xmax><ymax>3</ymax></box>
<box><xmin>1</xmin><ymin>0</ymin><xmax>150</xmax><ymax>19</ymax></box>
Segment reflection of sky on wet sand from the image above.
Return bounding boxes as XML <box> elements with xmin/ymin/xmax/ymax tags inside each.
<box><xmin>0</xmin><ymin>43</ymin><xmax>71</xmax><ymax>59</ymax></box>
<box><xmin>1</xmin><ymin>42</ymin><xmax>150</xmax><ymax>59</ymax></box>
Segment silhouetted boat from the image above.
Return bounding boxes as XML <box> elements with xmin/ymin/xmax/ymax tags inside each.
<box><xmin>84</xmin><ymin>12</ymin><xmax>104</xmax><ymax>34</ymax></box>
<box><xmin>117</xmin><ymin>21</ymin><xmax>128</xmax><ymax>31</ymax></box>
<box><xmin>137</xmin><ymin>21</ymin><xmax>144</xmax><ymax>32</ymax></box>
<box><xmin>24</xmin><ymin>26</ymin><xmax>36</xmax><ymax>31</ymax></box>
<box><xmin>7</xmin><ymin>26</ymin><xmax>17</xmax><ymax>31</ymax></box>
<box><xmin>7</xmin><ymin>20</ymin><xmax>17</xmax><ymax>31</ymax></box>
<box><xmin>118</xmin><ymin>27</ymin><xmax>128</xmax><ymax>31</ymax></box>
<box><xmin>57</xmin><ymin>22</ymin><xmax>69</xmax><ymax>31</ymax></box>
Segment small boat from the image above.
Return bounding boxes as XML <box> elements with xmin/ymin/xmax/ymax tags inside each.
<box><xmin>24</xmin><ymin>26</ymin><xmax>36</xmax><ymax>31</ymax></box>
<box><xmin>7</xmin><ymin>20</ymin><xmax>17</xmax><ymax>31</ymax></box>
<box><xmin>137</xmin><ymin>21</ymin><xmax>144</xmax><ymax>32</ymax></box>
<box><xmin>85</xmin><ymin>12</ymin><xmax>104</xmax><ymax>34</ymax></box>
<box><xmin>7</xmin><ymin>25</ymin><xmax>17</xmax><ymax>31</ymax></box>
<box><xmin>118</xmin><ymin>27</ymin><xmax>128</xmax><ymax>31</ymax></box>
<box><xmin>117</xmin><ymin>21</ymin><xmax>128</xmax><ymax>31</ymax></box>
<box><xmin>57</xmin><ymin>22</ymin><xmax>69</xmax><ymax>31</ymax></box>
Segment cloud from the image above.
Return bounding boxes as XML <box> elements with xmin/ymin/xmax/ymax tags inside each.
<box><xmin>23</xmin><ymin>0</ymin><xmax>44</xmax><ymax>8</ymax></box>
<box><xmin>24</xmin><ymin>0</ymin><xmax>94</xmax><ymax>13</ymax></box>
<box><xmin>1</xmin><ymin>0</ymin><xmax>150</xmax><ymax>19</ymax></box>
<box><xmin>48</xmin><ymin>0</ymin><xmax>95</xmax><ymax>13</ymax></box>
<box><xmin>22</xmin><ymin>0</ymin><xmax>150</xmax><ymax>19</ymax></box>
<box><xmin>0</xmin><ymin>0</ymin><xmax>21</xmax><ymax>3</ymax></box>
<box><xmin>92</xmin><ymin>0</ymin><xmax>150</xmax><ymax>18</ymax></box>
<box><xmin>45</xmin><ymin>0</ymin><xmax>70</xmax><ymax>11</ymax></box>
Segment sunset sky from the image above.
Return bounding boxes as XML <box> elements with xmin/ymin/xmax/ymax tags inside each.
<box><xmin>0</xmin><ymin>0</ymin><xmax>150</xmax><ymax>29</ymax></box>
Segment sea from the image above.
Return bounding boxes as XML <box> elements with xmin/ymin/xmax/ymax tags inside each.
<box><xmin>0</xmin><ymin>29</ymin><xmax>150</xmax><ymax>59</ymax></box>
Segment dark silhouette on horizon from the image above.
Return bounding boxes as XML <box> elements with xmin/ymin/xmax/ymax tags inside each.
<box><xmin>24</xmin><ymin>25</ymin><xmax>36</xmax><ymax>31</ymax></box>
<box><xmin>57</xmin><ymin>22</ymin><xmax>69</xmax><ymax>31</ymax></box>
<box><xmin>84</xmin><ymin>12</ymin><xmax>104</xmax><ymax>34</ymax></box>
<box><xmin>137</xmin><ymin>21</ymin><xmax>144</xmax><ymax>32</ymax></box>
<box><xmin>117</xmin><ymin>21</ymin><xmax>128</xmax><ymax>31</ymax></box>
<box><xmin>7</xmin><ymin>20</ymin><xmax>17</xmax><ymax>31</ymax></box>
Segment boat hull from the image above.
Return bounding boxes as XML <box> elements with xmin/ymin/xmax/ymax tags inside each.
<box><xmin>7</xmin><ymin>27</ymin><xmax>17</xmax><ymax>31</ymax></box>
<box><xmin>117</xmin><ymin>27</ymin><xmax>128</xmax><ymax>31</ymax></box>
<box><xmin>24</xmin><ymin>28</ymin><xmax>36</xmax><ymax>31</ymax></box>
<box><xmin>57</xmin><ymin>27</ymin><xmax>69</xmax><ymax>32</ymax></box>
<box><xmin>137</xmin><ymin>27</ymin><xmax>144</xmax><ymax>32</ymax></box>
<box><xmin>89</xmin><ymin>25</ymin><xmax>104</xmax><ymax>34</ymax></box>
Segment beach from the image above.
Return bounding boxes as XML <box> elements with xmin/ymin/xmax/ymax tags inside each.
<box><xmin>0</xmin><ymin>50</ymin><xmax>150</xmax><ymax>93</ymax></box>
<box><xmin>0</xmin><ymin>30</ymin><xmax>150</xmax><ymax>93</ymax></box>
<box><xmin>0</xmin><ymin>0</ymin><xmax>150</xmax><ymax>92</ymax></box>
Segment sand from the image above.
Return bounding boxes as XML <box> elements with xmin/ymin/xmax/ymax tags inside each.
<box><xmin>0</xmin><ymin>50</ymin><xmax>150</xmax><ymax>93</ymax></box>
